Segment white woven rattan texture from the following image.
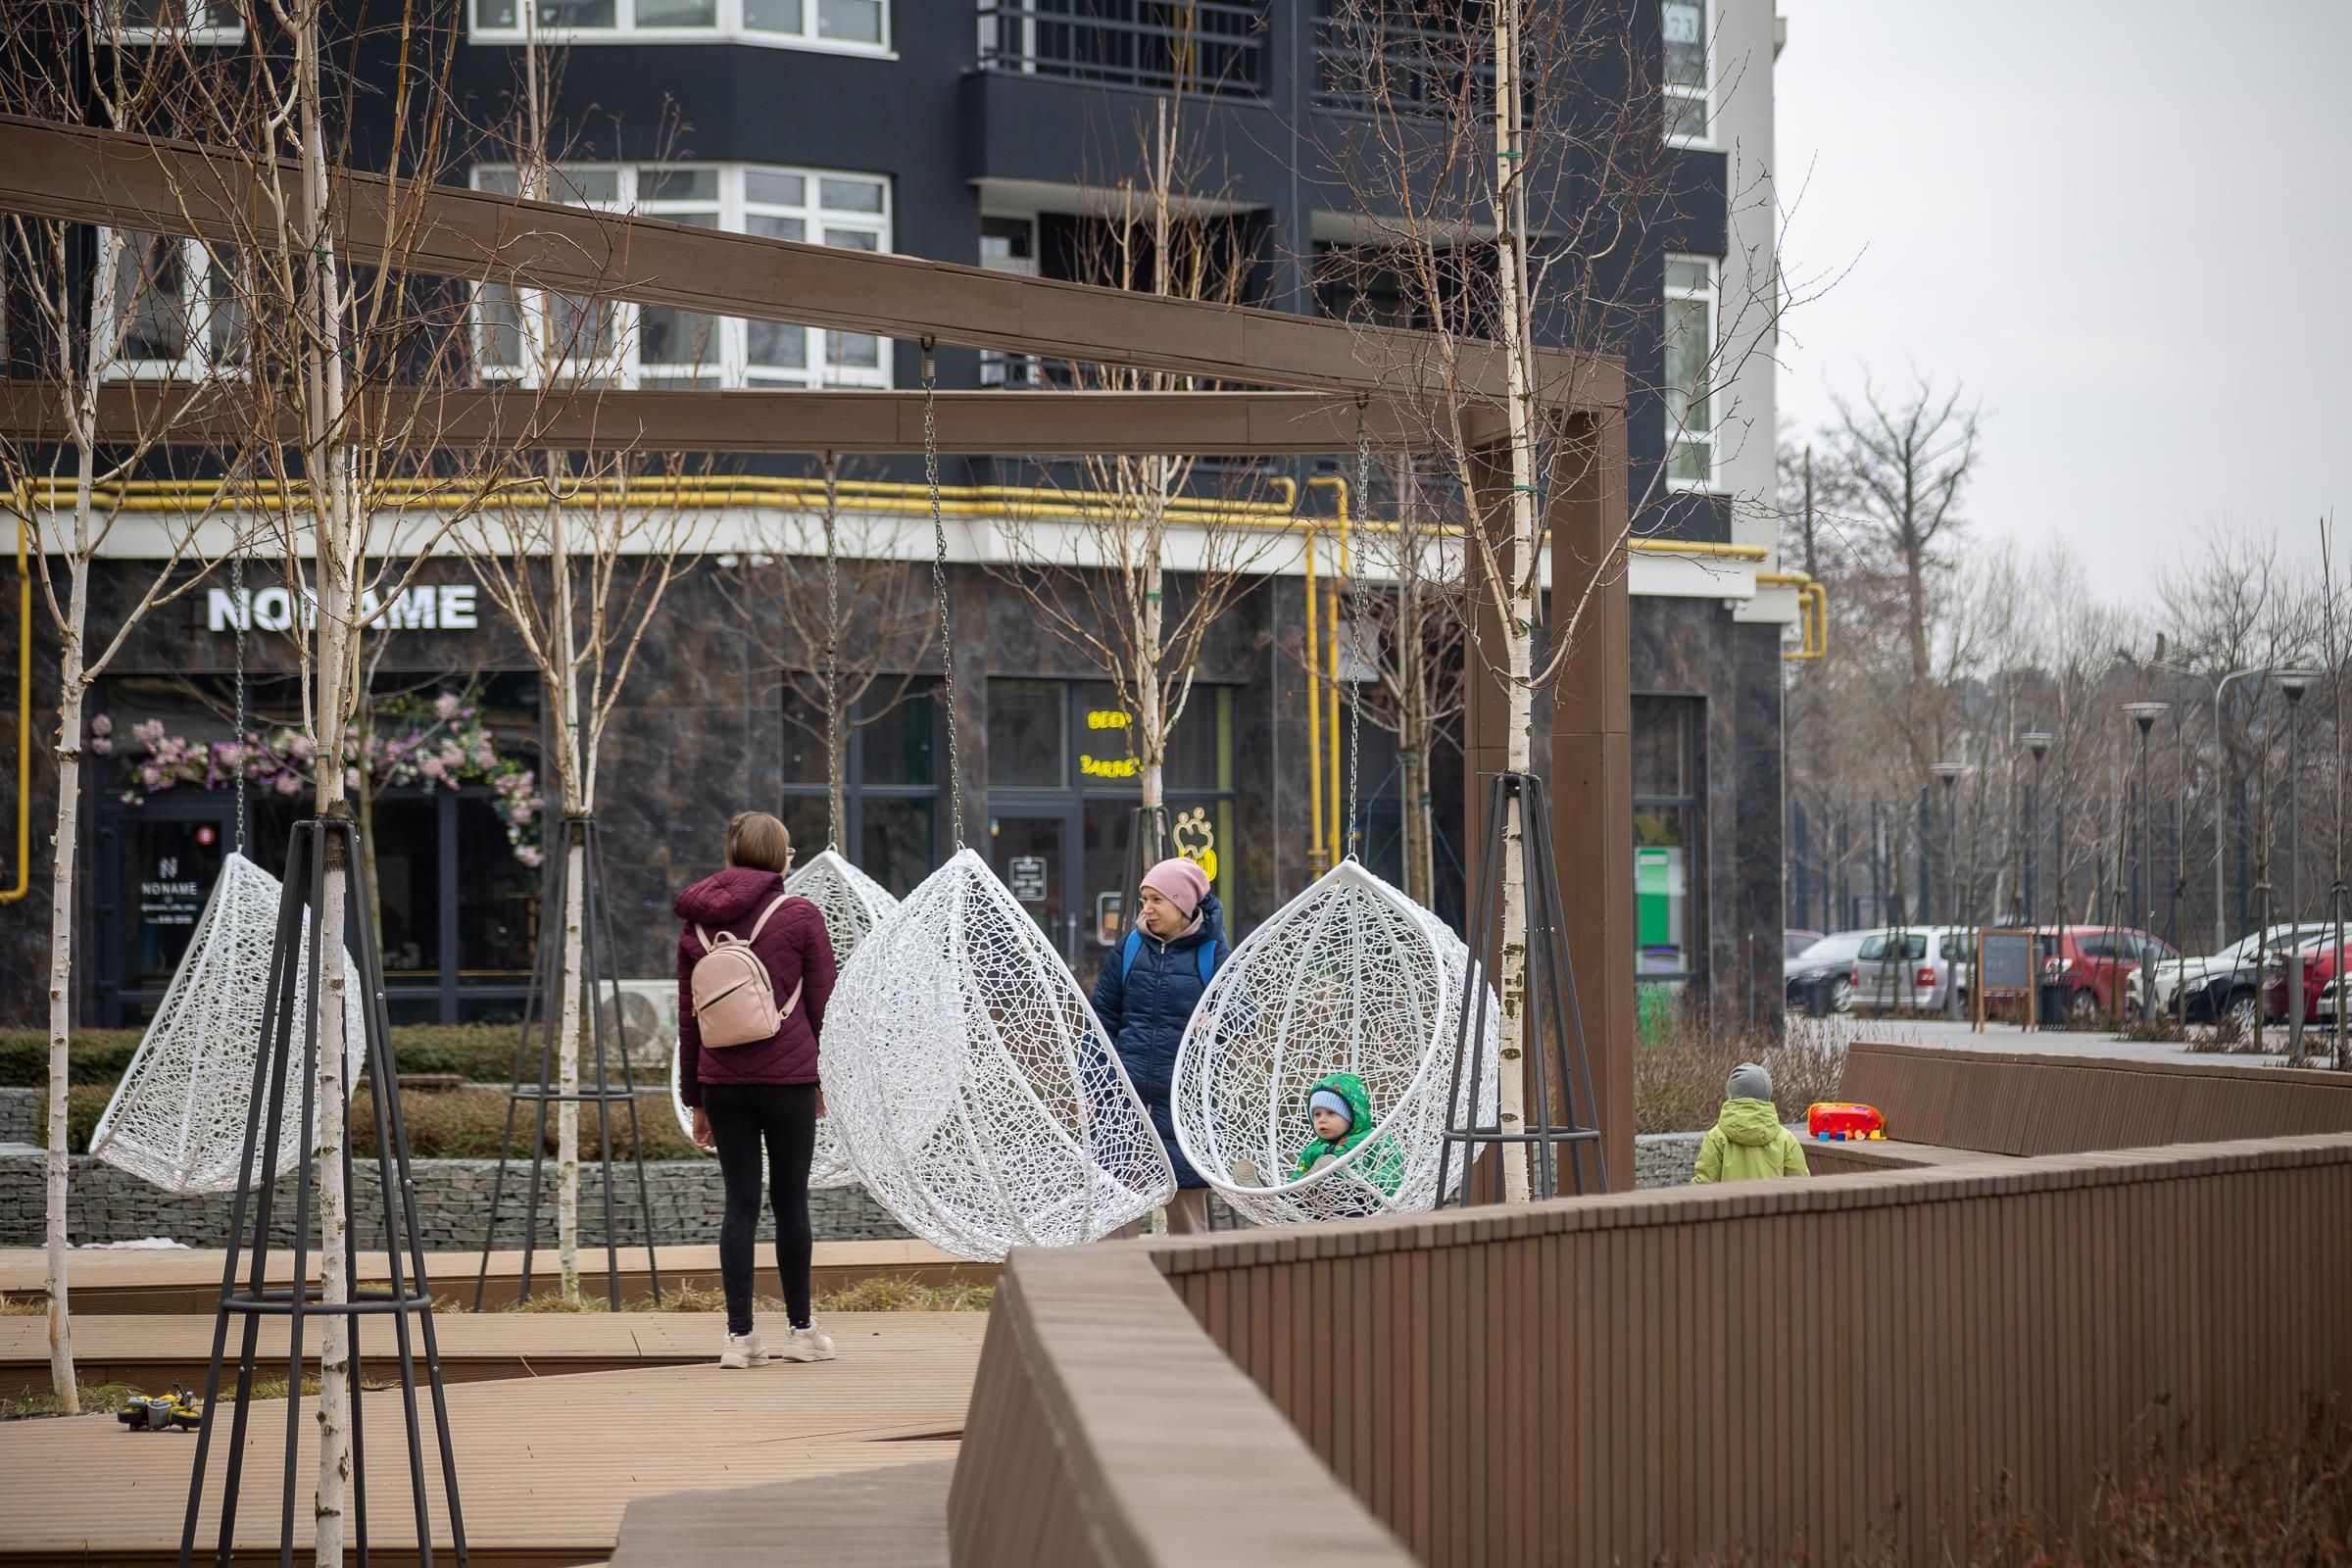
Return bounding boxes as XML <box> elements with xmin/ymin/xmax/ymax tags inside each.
<box><xmin>1172</xmin><ymin>859</ymin><xmax>1497</xmax><ymax>1225</ymax></box>
<box><xmin>90</xmin><ymin>852</ymin><xmax>365</xmax><ymax>1196</ymax></box>
<box><xmin>821</xmin><ymin>848</ymin><xmax>1173</xmax><ymax>1260</ymax></box>
<box><xmin>668</xmin><ymin>850</ymin><xmax>896</xmax><ymax>1189</ymax></box>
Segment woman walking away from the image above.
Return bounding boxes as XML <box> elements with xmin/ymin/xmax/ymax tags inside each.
<box><xmin>677</xmin><ymin>810</ymin><xmax>838</xmax><ymax>1366</ymax></box>
<box><xmin>1093</xmin><ymin>857</ymin><xmax>1229</xmax><ymax>1236</ymax></box>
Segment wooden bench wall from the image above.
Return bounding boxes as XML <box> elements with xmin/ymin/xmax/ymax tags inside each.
<box><xmin>1838</xmin><ymin>1042</ymin><xmax>2352</xmax><ymax>1155</ymax></box>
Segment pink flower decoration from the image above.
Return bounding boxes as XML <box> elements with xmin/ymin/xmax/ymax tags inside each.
<box><xmin>418</xmin><ymin>756</ymin><xmax>446</xmax><ymax>780</ymax></box>
<box><xmin>91</xmin><ymin>737</ymin><xmax>113</xmax><ymax>756</ymax></box>
<box><xmin>90</xmin><ymin>714</ymin><xmax>113</xmax><ymax>737</ymax></box>
<box><xmin>516</xmin><ymin>847</ymin><xmax>544</xmax><ymax>868</ymax></box>
<box><xmin>345</xmin><ymin>768</ymin><xmax>362</xmax><ymax>792</ymax></box>
<box><xmin>433</xmin><ymin>693</ymin><xmax>461</xmax><ymax>720</ymax></box>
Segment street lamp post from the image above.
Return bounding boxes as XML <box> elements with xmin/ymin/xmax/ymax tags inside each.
<box><xmin>2159</xmin><ymin>662</ymin><xmax>2289</xmax><ymax>954</ymax></box>
<box><xmin>1932</xmin><ymin>761</ymin><xmax>1967</xmax><ymax>1019</ymax></box>
<box><xmin>2123</xmin><ymin>703</ymin><xmax>2169</xmax><ymax>1026</ymax></box>
<box><xmin>2023</xmin><ymin>732</ymin><xmax>2053</xmax><ymax>1028</ymax></box>
<box><xmin>2280</xmin><ymin>669</ymin><xmax>2318</xmax><ymax>1057</ymax></box>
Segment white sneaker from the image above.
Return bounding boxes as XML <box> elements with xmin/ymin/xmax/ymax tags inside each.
<box><xmin>719</xmin><ymin>1330</ymin><xmax>770</xmax><ymax>1369</ymax></box>
<box><xmin>779</xmin><ymin>1323</ymin><xmax>836</xmax><ymax>1363</ymax></box>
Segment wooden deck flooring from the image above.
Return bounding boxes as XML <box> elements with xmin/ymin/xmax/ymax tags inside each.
<box><xmin>0</xmin><ymin>1240</ymin><xmax>991</xmax><ymax>1315</ymax></box>
<box><xmin>0</xmin><ymin>1310</ymin><xmax>982</xmax><ymax>1401</ymax></box>
<box><xmin>0</xmin><ymin>1313</ymin><xmax>982</xmax><ymax>1566</ymax></box>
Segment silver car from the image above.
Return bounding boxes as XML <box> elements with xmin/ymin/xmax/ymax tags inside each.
<box><xmin>1848</xmin><ymin>925</ymin><xmax>1972</xmax><ymax>1014</ymax></box>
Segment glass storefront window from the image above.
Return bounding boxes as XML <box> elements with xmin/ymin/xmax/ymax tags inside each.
<box><xmin>95</xmin><ymin>665</ymin><xmax>544</xmax><ymax>1024</ymax></box>
<box><xmin>779</xmin><ymin>679</ymin><xmax>941</xmax><ymax>897</ymax></box>
<box><xmin>988</xmin><ymin>680</ymin><xmax>1067</xmax><ymax>788</ymax></box>
<box><xmin>1633</xmin><ymin>696</ymin><xmax>1701</xmax><ymax>980</ymax></box>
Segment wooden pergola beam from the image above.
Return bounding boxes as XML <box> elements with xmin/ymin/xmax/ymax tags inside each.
<box><xmin>0</xmin><ymin>114</ymin><xmax>1622</xmax><ymax>413</ymax></box>
<box><xmin>0</xmin><ymin>383</ymin><xmax>1498</xmax><ymax>457</ymax></box>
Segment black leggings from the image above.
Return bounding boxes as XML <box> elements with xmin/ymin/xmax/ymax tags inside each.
<box><xmin>701</xmin><ymin>1082</ymin><xmax>817</xmax><ymax>1335</ymax></box>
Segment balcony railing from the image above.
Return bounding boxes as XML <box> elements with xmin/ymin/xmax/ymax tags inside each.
<box><xmin>977</xmin><ymin>1</ymin><xmax>1270</xmax><ymax>97</ymax></box>
<box><xmin>1312</xmin><ymin>1</ymin><xmax>1507</xmax><ymax>118</ymax></box>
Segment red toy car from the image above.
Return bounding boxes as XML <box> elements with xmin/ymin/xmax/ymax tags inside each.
<box><xmin>1807</xmin><ymin>1102</ymin><xmax>1886</xmax><ymax>1142</ymax></box>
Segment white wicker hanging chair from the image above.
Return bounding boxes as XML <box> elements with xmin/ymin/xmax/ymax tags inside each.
<box><xmin>90</xmin><ymin>851</ymin><xmax>365</xmax><ymax>1196</ymax></box>
<box><xmin>668</xmin><ymin>848</ymin><xmax>896</xmax><ymax>1190</ymax></box>
<box><xmin>1172</xmin><ymin>858</ymin><xmax>1496</xmax><ymax>1226</ymax></box>
<box><xmin>820</xmin><ymin>847</ymin><xmax>1173</xmax><ymax>1260</ymax></box>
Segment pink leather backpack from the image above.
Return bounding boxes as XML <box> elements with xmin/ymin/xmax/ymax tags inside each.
<box><xmin>689</xmin><ymin>894</ymin><xmax>804</xmax><ymax>1049</ymax></box>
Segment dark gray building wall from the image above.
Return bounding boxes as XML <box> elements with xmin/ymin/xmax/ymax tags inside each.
<box><xmin>1630</xmin><ymin>595</ymin><xmax>1783</xmax><ymax>1029</ymax></box>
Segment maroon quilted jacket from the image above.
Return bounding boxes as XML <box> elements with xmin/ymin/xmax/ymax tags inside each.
<box><xmin>673</xmin><ymin>867</ymin><xmax>835</xmax><ymax>1105</ymax></box>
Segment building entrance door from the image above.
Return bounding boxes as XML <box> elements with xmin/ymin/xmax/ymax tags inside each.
<box><xmin>989</xmin><ymin>810</ymin><xmax>1079</xmax><ymax>968</ymax></box>
<box><xmin>98</xmin><ymin>800</ymin><xmax>235</xmax><ymax>1024</ymax></box>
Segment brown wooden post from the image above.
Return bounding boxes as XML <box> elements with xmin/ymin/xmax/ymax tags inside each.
<box><xmin>1547</xmin><ymin>412</ymin><xmax>1635</xmax><ymax>1191</ymax></box>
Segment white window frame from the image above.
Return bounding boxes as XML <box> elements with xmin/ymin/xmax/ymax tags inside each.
<box><xmin>100</xmin><ymin>0</ymin><xmax>246</xmax><ymax>44</ymax></box>
<box><xmin>469</xmin><ymin>162</ymin><xmax>893</xmax><ymax>391</ymax></box>
<box><xmin>95</xmin><ymin>229</ymin><xmax>244</xmax><ymax>382</ymax></box>
<box><xmin>1661</xmin><ymin>0</ymin><xmax>1712</xmax><ymax>148</ymax></box>
<box><xmin>465</xmin><ymin>0</ymin><xmax>891</xmax><ymax>58</ymax></box>
<box><xmin>1661</xmin><ymin>253</ymin><xmax>1718</xmax><ymax>493</ymax></box>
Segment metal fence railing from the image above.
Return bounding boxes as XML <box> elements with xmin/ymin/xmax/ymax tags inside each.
<box><xmin>977</xmin><ymin>0</ymin><xmax>1270</xmax><ymax>97</ymax></box>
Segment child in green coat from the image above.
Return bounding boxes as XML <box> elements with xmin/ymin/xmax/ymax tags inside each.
<box><xmin>1291</xmin><ymin>1070</ymin><xmax>1404</xmax><ymax>1205</ymax></box>
<box><xmin>1691</xmin><ymin>1061</ymin><xmax>1810</xmax><ymax>1184</ymax></box>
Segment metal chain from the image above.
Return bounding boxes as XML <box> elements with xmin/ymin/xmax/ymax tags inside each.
<box><xmin>822</xmin><ymin>452</ymin><xmax>843</xmax><ymax>853</ymax></box>
<box><xmin>1345</xmin><ymin>401</ymin><xmax>1371</xmax><ymax>861</ymax></box>
<box><xmin>922</xmin><ymin>342</ymin><xmax>963</xmax><ymax>848</ymax></box>
<box><xmin>231</xmin><ymin>549</ymin><xmax>248</xmax><ymax>857</ymax></box>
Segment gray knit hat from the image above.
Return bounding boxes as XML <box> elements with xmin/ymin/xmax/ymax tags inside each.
<box><xmin>1726</xmin><ymin>1061</ymin><xmax>1774</xmax><ymax>1103</ymax></box>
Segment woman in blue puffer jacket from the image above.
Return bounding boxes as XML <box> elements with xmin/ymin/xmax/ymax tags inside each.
<box><xmin>1091</xmin><ymin>857</ymin><xmax>1228</xmax><ymax>1235</ymax></box>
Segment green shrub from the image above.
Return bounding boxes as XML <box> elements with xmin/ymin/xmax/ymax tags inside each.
<box><xmin>354</xmin><ymin>1088</ymin><xmax>703</xmax><ymax>1161</ymax></box>
<box><xmin>0</xmin><ymin>1024</ymin><xmax>564</xmax><ymax>1091</ymax></box>
<box><xmin>29</xmin><ymin>1085</ymin><xmax>114</xmax><ymax>1153</ymax></box>
<box><xmin>0</xmin><ymin>1031</ymin><xmax>144</xmax><ymax>1089</ymax></box>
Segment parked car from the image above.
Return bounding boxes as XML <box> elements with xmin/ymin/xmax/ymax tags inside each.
<box><xmin>1784</xmin><ymin>930</ymin><xmax>1868</xmax><ymax>1015</ymax></box>
<box><xmin>2261</xmin><ymin>932</ymin><xmax>2352</xmax><ymax>1026</ymax></box>
<box><xmin>2039</xmin><ymin>926</ymin><xmax>2176</xmax><ymax>1025</ymax></box>
<box><xmin>2136</xmin><ymin>923</ymin><xmax>2336</xmax><ymax>1028</ymax></box>
<box><xmin>1784</xmin><ymin>929</ymin><xmax>1824</xmax><ymax>959</ymax></box>
<box><xmin>1848</xmin><ymin>926</ymin><xmax>1973</xmax><ymax>1014</ymax></box>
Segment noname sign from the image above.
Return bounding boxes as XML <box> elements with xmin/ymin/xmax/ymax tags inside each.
<box><xmin>1008</xmin><ymin>856</ymin><xmax>1049</xmax><ymax>904</ymax></box>
<box><xmin>204</xmin><ymin>584</ymin><xmax>478</xmax><ymax>634</ymax></box>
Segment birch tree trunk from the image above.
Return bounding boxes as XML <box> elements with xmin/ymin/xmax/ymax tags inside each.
<box><xmin>40</xmin><ymin>222</ymin><xmax>121</xmax><ymax>1412</ymax></box>
<box><xmin>1491</xmin><ymin>0</ymin><xmax>1537</xmax><ymax>1202</ymax></box>
<box><xmin>292</xmin><ymin>7</ymin><xmax>356</xmax><ymax>1552</ymax></box>
<box><xmin>549</xmin><ymin>483</ymin><xmax>585</xmax><ymax>1304</ymax></box>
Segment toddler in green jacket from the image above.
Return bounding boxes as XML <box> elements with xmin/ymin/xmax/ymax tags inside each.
<box><xmin>1691</xmin><ymin>1061</ymin><xmax>1810</xmax><ymax>1184</ymax></box>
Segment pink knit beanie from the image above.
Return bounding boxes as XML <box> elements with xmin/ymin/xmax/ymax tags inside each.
<box><xmin>1140</xmin><ymin>857</ymin><xmax>1210</xmax><ymax>918</ymax></box>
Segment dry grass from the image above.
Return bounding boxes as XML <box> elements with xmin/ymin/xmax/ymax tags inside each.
<box><xmin>2</xmin><ymin>1374</ymin><xmax>336</xmax><ymax>1422</ymax></box>
<box><xmin>1635</xmin><ymin>1012</ymin><xmax>1847</xmax><ymax>1135</ymax></box>
<box><xmin>477</xmin><ymin>1278</ymin><xmax>992</xmax><ymax>1315</ymax></box>
<box><xmin>0</xmin><ymin>1295</ymin><xmax>47</xmax><ymax>1317</ymax></box>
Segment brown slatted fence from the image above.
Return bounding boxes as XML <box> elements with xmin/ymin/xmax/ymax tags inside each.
<box><xmin>1838</xmin><ymin>1042</ymin><xmax>2352</xmax><ymax>1155</ymax></box>
<box><xmin>1118</xmin><ymin>1136</ymin><xmax>2351</xmax><ymax>1566</ymax></box>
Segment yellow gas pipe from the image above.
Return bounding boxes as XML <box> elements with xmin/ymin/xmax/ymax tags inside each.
<box><xmin>1305</xmin><ymin>475</ymin><xmax>1351</xmax><ymax>871</ymax></box>
<box><xmin>2</xmin><ymin>516</ymin><xmax>29</xmax><ymax>904</ymax></box>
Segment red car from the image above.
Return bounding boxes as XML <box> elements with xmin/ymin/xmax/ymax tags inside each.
<box><xmin>2261</xmin><ymin>934</ymin><xmax>2349</xmax><ymax>1025</ymax></box>
<box><xmin>2041</xmin><ymin>925</ymin><xmax>2177</xmax><ymax>1026</ymax></box>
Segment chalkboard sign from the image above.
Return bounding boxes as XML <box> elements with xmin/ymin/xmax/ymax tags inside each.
<box><xmin>1976</xmin><ymin>929</ymin><xmax>2036</xmax><ymax>995</ymax></box>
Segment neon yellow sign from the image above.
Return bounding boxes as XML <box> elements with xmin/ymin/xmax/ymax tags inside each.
<box><xmin>1085</xmin><ymin>709</ymin><xmax>1131</xmax><ymax>731</ymax></box>
<box><xmin>1080</xmin><ymin>753</ymin><xmax>1140</xmax><ymax>779</ymax></box>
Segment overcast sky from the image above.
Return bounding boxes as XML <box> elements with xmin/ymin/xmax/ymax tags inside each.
<box><xmin>1773</xmin><ymin>0</ymin><xmax>2349</xmax><ymax>599</ymax></box>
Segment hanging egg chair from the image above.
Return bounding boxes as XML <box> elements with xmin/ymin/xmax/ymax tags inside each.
<box><xmin>1172</xmin><ymin>858</ymin><xmax>1496</xmax><ymax>1226</ymax></box>
<box><xmin>90</xmin><ymin>852</ymin><xmax>365</xmax><ymax>1195</ymax></box>
<box><xmin>820</xmin><ymin>848</ymin><xmax>1174</xmax><ymax>1260</ymax></box>
<box><xmin>669</xmin><ymin>848</ymin><xmax>896</xmax><ymax>1190</ymax></box>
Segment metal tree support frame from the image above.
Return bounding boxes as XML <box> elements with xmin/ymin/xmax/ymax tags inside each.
<box><xmin>1116</xmin><ymin>803</ymin><xmax>1173</xmax><ymax>947</ymax></box>
<box><xmin>178</xmin><ymin>814</ymin><xmax>466</xmax><ymax>1568</ymax></box>
<box><xmin>1437</xmin><ymin>771</ymin><xmax>1608</xmax><ymax>1202</ymax></box>
<box><xmin>472</xmin><ymin>814</ymin><xmax>662</xmax><ymax>1311</ymax></box>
